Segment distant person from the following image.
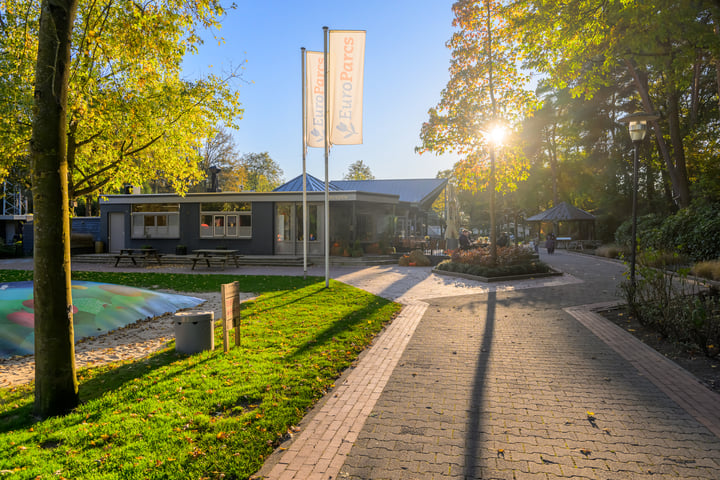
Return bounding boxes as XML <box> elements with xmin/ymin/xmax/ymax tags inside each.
<box><xmin>459</xmin><ymin>230</ymin><xmax>471</xmax><ymax>250</ymax></box>
<box><xmin>498</xmin><ymin>232</ymin><xmax>509</xmax><ymax>247</ymax></box>
<box><xmin>546</xmin><ymin>232</ymin><xmax>556</xmax><ymax>254</ymax></box>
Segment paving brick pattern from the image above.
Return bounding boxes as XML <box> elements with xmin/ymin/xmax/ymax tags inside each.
<box><xmin>262</xmin><ymin>302</ymin><xmax>428</xmax><ymax>480</ymax></box>
<box><xmin>341</xmin><ymin>286</ymin><xmax>720</xmax><ymax>479</ymax></box>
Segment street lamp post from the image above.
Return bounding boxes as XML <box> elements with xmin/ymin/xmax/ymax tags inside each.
<box><xmin>618</xmin><ymin>112</ymin><xmax>659</xmax><ymax>293</ymax></box>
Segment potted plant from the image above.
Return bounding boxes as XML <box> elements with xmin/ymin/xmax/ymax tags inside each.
<box><xmin>175</xmin><ymin>245</ymin><xmax>188</xmax><ymax>255</ymax></box>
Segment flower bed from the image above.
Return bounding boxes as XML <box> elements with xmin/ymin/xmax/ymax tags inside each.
<box><xmin>435</xmin><ymin>246</ymin><xmax>551</xmax><ymax>278</ymax></box>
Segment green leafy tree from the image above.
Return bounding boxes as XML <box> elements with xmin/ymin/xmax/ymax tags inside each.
<box><xmin>343</xmin><ymin>160</ymin><xmax>375</xmax><ymax>180</ymax></box>
<box><xmin>237</xmin><ymin>152</ymin><xmax>284</xmax><ymax>192</ymax></box>
<box><xmin>30</xmin><ymin>0</ymin><xmax>80</xmax><ymax>418</ymax></box>
<box><xmin>418</xmin><ymin>0</ymin><xmax>535</xmax><ymax>261</ymax></box>
<box><xmin>1</xmin><ymin>0</ymin><xmax>243</xmax><ymax>200</ymax></box>
<box><xmin>510</xmin><ymin>0</ymin><xmax>720</xmax><ymax>208</ymax></box>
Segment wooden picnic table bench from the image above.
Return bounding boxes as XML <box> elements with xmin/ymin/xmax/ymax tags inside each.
<box><xmin>191</xmin><ymin>249</ymin><xmax>242</xmax><ymax>270</ymax></box>
<box><xmin>114</xmin><ymin>248</ymin><xmax>162</xmax><ymax>267</ymax></box>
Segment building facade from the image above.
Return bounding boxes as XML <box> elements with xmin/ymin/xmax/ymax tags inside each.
<box><xmin>97</xmin><ymin>175</ymin><xmax>448</xmax><ymax>255</ymax></box>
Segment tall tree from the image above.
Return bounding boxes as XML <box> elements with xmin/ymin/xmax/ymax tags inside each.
<box><xmin>31</xmin><ymin>0</ymin><xmax>79</xmax><ymax>418</ymax></box>
<box><xmin>1</xmin><ymin>0</ymin><xmax>243</xmax><ymax>200</ymax></box>
<box><xmin>343</xmin><ymin>160</ymin><xmax>375</xmax><ymax>180</ymax></box>
<box><xmin>191</xmin><ymin>127</ymin><xmax>240</xmax><ymax>192</ymax></box>
<box><xmin>510</xmin><ymin>0</ymin><xmax>720</xmax><ymax>208</ymax></box>
<box><xmin>237</xmin><ymin>152</ymin><xmax>284</xmax><ymax>192</ymax></box>
<box><xmin>418</xmin><ymin>0</ymin><xmax>534</xmax><ymax>261</ymax></box>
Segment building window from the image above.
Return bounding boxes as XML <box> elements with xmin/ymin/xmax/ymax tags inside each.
<box><xmin>131</xmin><ymin>203</ymin><xmax>180</xmax><ymax>239</ymax></box>
<box><xmin>296</xmin><ymin>204</ymin><xmax>318</xmax><ymax>241</ymax></box>
<box><xmin>200</xmin><ymin>202</ymin><xmax>251</xmax><ymax>238</ymax></box>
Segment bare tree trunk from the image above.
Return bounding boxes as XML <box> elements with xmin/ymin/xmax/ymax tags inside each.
<box><xmin>30</xmin><ymin>0</ymin><xmax>79</xmax><ymax>418</ymax></box>
<box><xmin>546</xmin><ymin>123</ymin><xmax>560</xmax><ymax>205</ymax></box>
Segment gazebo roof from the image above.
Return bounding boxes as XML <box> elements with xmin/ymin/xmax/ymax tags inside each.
<box><xmin>526</xmin><ymin>202</ymin><xmax>595</xmax><ymax>222</ymax></box>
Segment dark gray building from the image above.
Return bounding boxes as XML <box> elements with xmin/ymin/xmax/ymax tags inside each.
<box><xmin>98</xmin><ymin>174</ymin><xmax>448</xmax><ymax>255</ymax></box>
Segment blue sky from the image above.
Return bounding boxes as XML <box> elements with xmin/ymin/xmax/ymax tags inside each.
<box><xmin>181</xmin><ymin>0</ymin><xmax>461</xmax><ymax>182</ymax></box>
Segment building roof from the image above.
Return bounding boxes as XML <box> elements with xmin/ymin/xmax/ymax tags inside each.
<box><xmin>275</xmin><ymin>174</ymin><xmax>447</xmax><ymax>208</ymax></box>
<box><xmin>273</xmin><ymin>174</ymin><xmax>342</xmax><ymax>192</ymax></box>
<box><xmin>525</xmin><ymin>202</ymin><xmax>596</xmax><ymax>222</ymax></box>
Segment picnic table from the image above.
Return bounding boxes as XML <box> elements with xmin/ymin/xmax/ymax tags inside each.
<box><xmin>555</xmin><ymin>237</ymin><xmax>572</xmax><ymax>249</ymax></box>
<box><xmin>191</xmin><ymin>249</ymin><xmax>242</xmax><ymax>270</ymax></box>
<box><xmin>114</xmin><ymin>248</ymin><xmax>162</xmax><ymax>267</ymax></box>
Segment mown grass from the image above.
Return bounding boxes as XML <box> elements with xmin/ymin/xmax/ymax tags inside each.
<box><xmin>0</xmin><ymin>271</ymin><xmax>402</xmax><ymax>479</ymax></box>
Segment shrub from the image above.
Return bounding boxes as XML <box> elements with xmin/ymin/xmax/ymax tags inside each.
<box><xmin>637</xmin><ymin>250</ymin><xmax>691</xmax><ymax>269</ymax></box>
<box><xmin>449</xmin><ymin>245</ymin><xmax>538</xmax><ymax>267</ymax></box>
<box><xmin>436</xmin><ymin>246</ymin><xmax>550</xmax><ymax>278</ymax></box>
<box><xmin>692</xmin><ymin>259</ymin><xmax>720</xmax><ymax>281</ymax></box>
<box><xmin>399</xmin><ymin>250</ymin><xmax>430</xmax><ymax>267</ymax></box>
<box><xmin>616</xmin><ymin>202</ymin><xmax>720</xmax><ymax>261</ymax></box>
<box><xmin>620</xmin><ymin>251</ymin><xmax>720</xmax><ymax>358</ymax></box>
<box><xmin>596</xmin><ymin>244</ymin><xmax>627</xmax><ymax>259</ymax></box>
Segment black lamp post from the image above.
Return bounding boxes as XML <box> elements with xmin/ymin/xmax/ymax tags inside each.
<box><xmin>618</xmin><ymin>112</ymin><xmax>659</xmax><ymax>292</ymax></box>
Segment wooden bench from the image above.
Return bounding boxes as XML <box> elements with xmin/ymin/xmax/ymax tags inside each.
<box><xmin>190</xmin><ymin>256</ymin><xmax>228</xmax><ymax>270</ymax></box>
<box><xmin>190</xmin><ymin>249</ymin><xmax>241</xmax><ymax>270</ymax></box>
<box><xmin>114</xmin><ymin>248</ymin><xmax>162</xmax><ymax>267</ymax></box>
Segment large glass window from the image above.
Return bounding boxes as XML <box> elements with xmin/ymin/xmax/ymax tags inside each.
<box><xmin>296</xmin><ymin>204</ymin><xmax>318</xmax><ymax>242</ymax></box>
<box><xmin>200</xmin><ymin>203</ymin><xmax>251</xmax><ymax>238</ymax></box>
<box><xmin>276</xmin><ymin>203</ymin><xmax>292</xmax><ymax>242</ymax></box>
<box><xmin>131</xmin><ymin>203</ymin><xmax>179</xmax><ymax>238</ymax></box>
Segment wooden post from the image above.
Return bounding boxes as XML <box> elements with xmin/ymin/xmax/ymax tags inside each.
<box><xmin>221</xmin><ymin>281</ymin><xmax>240</xmax><ymax>352</ymax></box>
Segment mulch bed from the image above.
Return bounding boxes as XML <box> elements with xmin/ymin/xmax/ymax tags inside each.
<box><xmin>598</xmin><ymin>306</ymin><xmax>720</xmax><ymax>394</ymax></box>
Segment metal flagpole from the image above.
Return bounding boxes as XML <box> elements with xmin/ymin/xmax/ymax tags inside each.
<box><xmin>323</xmin><ymin>26</ymin><xmax>330</xmax><ymax>288</ymax></box>
<box><xmin>301</xmin><ymin>47</ymin><xmax>308</xmax><ymax>280</ymax></box>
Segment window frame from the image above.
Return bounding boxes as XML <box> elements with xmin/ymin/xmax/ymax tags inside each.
<box><xmin>200</xmin><ymin>202</ymin><xmax>252</xmax><ymax>239</ymax></box>
<box><xmin>130</xmin><ymin>203</ymin><xmax>180</xmax><ymax>239</ymax></box>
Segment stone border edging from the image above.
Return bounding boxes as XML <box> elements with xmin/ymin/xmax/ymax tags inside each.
<box><xmin>431</xmin><ymin>266</ymin><xmax>564</xmax><ymax>283</ymax></box>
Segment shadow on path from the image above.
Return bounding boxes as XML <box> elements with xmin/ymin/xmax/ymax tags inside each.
<box><xmin>464</xmin><ymin>290</ymin><xmax>496</xmax><ymax>478</ymax></box>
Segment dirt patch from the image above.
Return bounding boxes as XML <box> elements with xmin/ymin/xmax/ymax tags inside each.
<box><xmin>598</xmin><ymin>306</ymin><xmax>720</xmax><ymax>394</ymax></box>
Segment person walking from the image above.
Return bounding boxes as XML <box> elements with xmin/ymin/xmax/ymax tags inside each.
<box><xmin>546</xmin><ymin>232</ymin><xmax>556</xmax><ymax>254</ymax></box>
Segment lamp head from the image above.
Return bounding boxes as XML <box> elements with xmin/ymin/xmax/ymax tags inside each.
<box><xmin>618</xmin><ymin>112</ymin><xmax>659</xmax><ymax>142</ymax></box>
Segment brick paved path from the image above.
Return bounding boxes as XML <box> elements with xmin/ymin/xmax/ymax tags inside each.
<box><xmin>344</xmin><ymin>288</ymin><xmax>720</xmax><ymax>479</ymax></box>
<box><xmin>256</xmin><ymin>251</ymin><xmax>720</xmax><ymax>479</ymax></box>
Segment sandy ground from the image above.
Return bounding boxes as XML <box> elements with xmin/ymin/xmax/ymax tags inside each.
<box><xmin>0</xmin><ymin>291</ymin><xmax>258</xmax><ymax>388</ymax></box>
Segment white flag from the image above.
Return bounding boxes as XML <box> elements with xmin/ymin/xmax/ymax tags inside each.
<box><xmin>329</xmin><ymin>30</ymin><xmax>365</xmax><ymax>145</ymax></box>
<box><xmin>305</xmin><ymin>51</ymin><xmax>325</xmax><ymax>148</ymax></box>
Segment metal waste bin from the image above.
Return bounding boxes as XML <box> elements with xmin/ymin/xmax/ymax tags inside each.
<box><xmin>174</xmin><ymin>311</ymin><xmax>214</xmax><ymax>354</ymax></box>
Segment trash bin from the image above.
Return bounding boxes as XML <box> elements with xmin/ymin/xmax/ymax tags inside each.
<box><xmin>94</xmin><ymin>241</ymin><xmax>105</xmax><ymax>254</ymax></box>
<box><xmin>174</xmin><ymin>311</ymin><xmax>214</xmax><ymax>354</ymax></box>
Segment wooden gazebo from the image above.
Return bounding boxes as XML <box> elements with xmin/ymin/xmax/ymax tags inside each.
<box><xmin>526</xmin><ymin>202</ymin><xmax>596</xmax><ymax>242</ymax></box>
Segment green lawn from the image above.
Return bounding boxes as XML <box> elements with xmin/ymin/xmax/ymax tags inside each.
<box><xmin>0</xmin><ymin>271</ymin><xmax>402</xmax><ymax>479</ymax></box>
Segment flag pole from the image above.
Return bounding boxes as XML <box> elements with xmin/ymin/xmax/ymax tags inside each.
<box><xmin>323</xmin><ymin>26</ymin><xmax>330</xmax><ymax>288</ymax></box>
<box><xmin>301</xmin><ymin>47</ymin><xmax>308</xmax><ymax>280</ymax></box>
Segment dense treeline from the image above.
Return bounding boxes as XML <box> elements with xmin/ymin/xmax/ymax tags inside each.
<box><xmin>423</xmin><ymin>1</ymin><xmax>720</xmax><ymax>251</ymax></box>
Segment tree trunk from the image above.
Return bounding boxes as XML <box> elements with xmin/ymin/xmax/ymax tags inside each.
<box><xmin>666</xmin><ymin>89</ymin><xmax>692</xmax><ymax>207</ymax></box>
<box><xmin>30</xmin><ymin>0</ymin><xmax>79</xmax><ymax>418</ymax></box>
<box><xmin>624</xmin><ymin>59</ymin><xmax>691</xmax><ymax>208</ymax></box>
